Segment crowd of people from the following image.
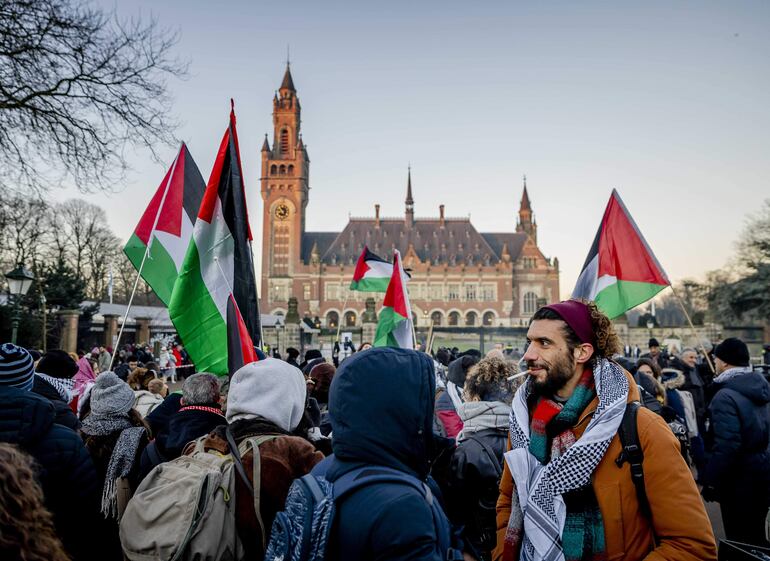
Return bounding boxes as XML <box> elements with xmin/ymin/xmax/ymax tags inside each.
<box><xmin>0</xmin><ymin>299</ymin><xmax>768</xmax><ymax>561</ymax></box>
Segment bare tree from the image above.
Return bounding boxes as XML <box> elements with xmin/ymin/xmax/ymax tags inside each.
<box><xmin>0</xmin><ymin>0</ymin><xmax>187</xmax><ymax>194</ymax></box>
<box><xmin>0</xmin><ymin>195</ymin><xmax>50</xmax><ymax>272</ymax></box>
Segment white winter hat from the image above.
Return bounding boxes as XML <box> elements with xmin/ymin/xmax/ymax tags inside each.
<box><xmin>226</xmin><ymin>358</ymin><xmax>306</xmax><ymax>431</ymax></box>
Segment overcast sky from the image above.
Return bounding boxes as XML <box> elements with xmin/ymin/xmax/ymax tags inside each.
<box><xmin>59</xmin><ymin>1</ymin><xmax>770</xmax><ymax>299</ymax></box>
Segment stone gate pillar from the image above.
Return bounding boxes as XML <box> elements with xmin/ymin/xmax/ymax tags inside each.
<box><xmin>58</xmin><ymin>309</ymin><xmax>81</xmax><ymax>353</ymax></box>
<box><xmin>135</xmin><ymin>317</ymin><xmax>151</xmax><ymax>346</ymax></box>
<box><xmin>103</xmin><ymin>314</ymin><xmax>119</xmax><ymax>348</ymax></box>
<box><xmin>361</xmin><ymin>297</ymin><xmax>377</xmax><ymax>346</ymax></box>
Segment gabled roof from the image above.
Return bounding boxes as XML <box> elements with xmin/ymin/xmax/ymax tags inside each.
<box><xmin>481</xmin><ymin>233</ymin><xmax>528</xmax><ymax>261</ymax></box>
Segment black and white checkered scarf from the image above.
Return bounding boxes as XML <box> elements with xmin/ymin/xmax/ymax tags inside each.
<box><xmin>504</xmin><ymin>357</ymin><xmax>628</xmax><ymax>561</ymax></box>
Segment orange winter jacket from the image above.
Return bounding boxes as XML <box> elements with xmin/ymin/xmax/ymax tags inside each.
<box><xmin>493</xmin><ymin>371</ymin><xmax>717</xmax><ymax>561</ymax></box>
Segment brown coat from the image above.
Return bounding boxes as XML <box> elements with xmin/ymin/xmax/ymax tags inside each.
<box><xmin>493</xmin><ymin>371</ymin><xmax>716</xmax><ymax>561</ymax></box>
<box><xmin>199</xmin><ymin>430</ymin><xmax>324</xmax><ymax>559</ymax></box>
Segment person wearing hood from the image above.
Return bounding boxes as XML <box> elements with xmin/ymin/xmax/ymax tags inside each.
<box><xmin>201</xmin><ymin>358</ymin><xmax>324</xmax><ymax>560</ymax></box>
<box><xmin>445</xmin><ymin>356</ymin><xmax>515</xmax><ymax>560</ymax></box>
<box><xmin>33</xmin><ymin>349</ymin><xmax>80</xmax><ymax>430</ymax></box>
<box><xmin>0</xmin><ymin>343</ymin><xmax>102</xmax><ymax>561</ymax></box>
<box><xmin>435</xmin><ymin>353</ymin><xmax>480</xmax><ymax>438</ymax></box>
<box><xmin>72</xmin><ymin>355</ymin><xmax>97</xmax><ymax>413</ymax></box>
<box><xmin>701</xmin><ymin>338</ymin><xmax>770</xmax><ymax>546</ymax></box>
<box><xmin>80</xmin><ymin>372</ymin><xmax>151</xmax><ymax>560</ymax></box>
<box><xmin>312</xmin><ymin>347</ymin><xmax>463</xmax><ymax>560</ymax></box>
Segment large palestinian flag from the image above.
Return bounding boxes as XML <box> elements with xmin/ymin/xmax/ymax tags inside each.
<box><xmin>123</xmin><ymin>143</ymin><xmax>206</xmax><ymax>306</ymax></box>
<box><xmin>374</xmin><ymin>250</ymin><xmax>414</xmax><ymax>349</ymax></box>
<box><xmin>168</xmin><ymin>105</ymin><xmax>260</xmax><ymax>375</ymax></box>
<box><xmin>572</xmin><ymin>189</ymin><xmax>669</xmax><ymax>319</ymax></box>
<box><xmin>350</xmin><ymin>246</ymin><xmax>392</xmax><ymax>292</ymax></box>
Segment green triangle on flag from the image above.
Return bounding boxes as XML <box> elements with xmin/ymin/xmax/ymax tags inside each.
<box><xmin>572</xmin><ymin>189</ymin><xmax>669</xmax><ymax>319</ymax></box>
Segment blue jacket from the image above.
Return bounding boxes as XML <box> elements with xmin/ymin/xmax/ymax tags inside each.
<box><xmin>701</xmin><ymin>370</ymin><xmax>770</xmax><ymax>499</ymax></box>
<box><xmin>0</xmin><ymin>387</ymin><xmax>102</xmax><ymax>561</ymax></box>
<box><xmin>316</xmin><ymin>347</ymin><xmax>450</xmax><ymax>561</ymax></box>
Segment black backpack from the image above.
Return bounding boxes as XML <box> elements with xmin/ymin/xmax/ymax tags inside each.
<box><xmin>616</xmin><ymin>400</ymin><xmax>691</xmax><ymax>518</ymax></box>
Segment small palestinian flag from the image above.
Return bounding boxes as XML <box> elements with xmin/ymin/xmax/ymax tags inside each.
<box><xmin>350</xmin><ymin>246</ymin><xmax>393</xmax><ymax>292</ymax></box>
<box><xmin>572</xmin><ymin>189</ymin><xmax>669</xmax><ymax>319</ymax></box>
<box><xmin>168</xmin><ymin>103</ymin><xmax>260</xmax><ymax>375</ymax></box>
<box><xmin>124</xmin><ymin>143</ymin><xmax>206</xmax><ymax>306</ymax></box>
<box><xmin>374</xmin><ymin>250</ymin><xmax>414</xmax><ymax>349</ymax></box>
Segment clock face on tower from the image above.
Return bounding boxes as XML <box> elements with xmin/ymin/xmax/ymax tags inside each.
<box><xmin>274</xmin><ymin>203</ymin><xmax>290</xmax><ymax>220</ymax></box>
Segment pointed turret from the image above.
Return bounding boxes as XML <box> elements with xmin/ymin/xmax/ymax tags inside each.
<box><xmin>261</xmin><ymin>134</ymin><xmax>270</xmax><ymax>152</ymax></box>
<box><xmin>516</xmin><ymin>174</ymin><xmax>537</xmax><ymax>243</ymax></box>
<box><xmin>405</xmin><ymin>166</ymin><xmax>414</xmax><ymax>228</ymax></box>
<box><xmin>520</xmin><ymin>175</ymin><xmax>532</xmax><ymax>211</ymax></box>
<box><xmin>280</xmin><ymin>63</ymin><xmax>296</xmax><ymax>92</ymax></box>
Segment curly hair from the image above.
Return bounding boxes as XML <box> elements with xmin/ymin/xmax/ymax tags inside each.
<box><xmin>463</xmin><ymin>356</ymin><xmax>517</xmax><ymax>403</ymax></box>
<box><xmin>127</xmin><ymin>367</ymin><xmax>156</xmax><ymax>390</ymax></box>
<box><xmin>0</xmin><ymin>444</ymin><xmax>70</xmax><ymax>561</ymax></box>
<box><xmin>532</xmin><ymin>300</ymin><xmax>621</xmax><ymax>359</ymax></box>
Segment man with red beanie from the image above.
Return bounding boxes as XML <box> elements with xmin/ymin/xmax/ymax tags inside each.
<box><xmin>493</xmin><ymin>300</ymin><xmax>716</xmax><ymax>561</ymax></box>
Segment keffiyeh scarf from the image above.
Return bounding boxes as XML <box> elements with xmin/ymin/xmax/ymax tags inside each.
<box><xmin>81</xmin><ymin>414</ymin><xmax>146</xmax><ymax>519</ymax></box>
<box><xmin>503</xmin><ymin>358</ymin><xmax>628</xmax><ymax>561</ymax></box>
<box><xmin>36</xmin><ymin>373</ymin><xmax>75</xmax><ymax>403</ymax></box>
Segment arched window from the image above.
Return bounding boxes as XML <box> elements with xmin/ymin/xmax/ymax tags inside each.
<box><xmin>465</xmin><ymin>311</ymin><xmax>477</xmax><ymax>326</ymax></box>
<box><xmin>344</xmin><ymin>311</ymin><xmax>357</xmax><ymax>327</ymax></box>
<box><xmin>287</xmin><ymin>165</ymin><xmax>295</xmax><ymax>176</ymax></box>
<box><xmin>280</xmin><ymin>129</ymin><xmax>290</xmax><ymax>153</ymax></box>
<box><xmin>431</xmin><ymin>311</ymin><xmax>443</xmax><ymax>326</ymax></box>
<box><xmin>448</xmin><ymin>311</ymin><xmax>460</xmax><ymax>326</ymax></box>
<box><xmin>270</xmin><ymin>164</ymin><xmax>277</xmax><ymax>175</ymax></box>
<box><xmin>483</xmin><ymin>311</ymin><xmax>495</xmax><ymax>326</ymax></box>
<box><xmin>279</xmin><ymin>164</ymin><xmax>286</xmax><ymax>175</ymax></box>
<box><xmin>326</xmin><ymin>311</ymin><xmax>339</xmax><ymax>329</ymax></box>
<box><xmin>523</xmin><ymin>292</ymin><xmax>539</xmax><ymax>315</ymax></box>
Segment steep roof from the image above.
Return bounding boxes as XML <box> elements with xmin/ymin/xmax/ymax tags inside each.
<box><xmin>312</xmin><ymin>217</ymin><xmax>527</xmax><ymax>266</ymax></box>
<box><xmin>301</xmin><ymin>232</ymin><xmax>337</xmax><ymax>264</ymax></box>
<box><xmin>280</xmin><ymin>65</ymin><xmax>296</xmax><ymax>91</ymax></box>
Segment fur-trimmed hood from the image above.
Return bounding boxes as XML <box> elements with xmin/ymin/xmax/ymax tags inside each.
<box><xmin>661</xmin><ymin>368</ymin><xmax>685</xmax><ymax>390</ymax></box>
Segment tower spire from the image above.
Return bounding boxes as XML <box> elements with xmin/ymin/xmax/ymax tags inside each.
<box><xmin>280</xmin><ymin>61</ymin><xmax>295</xmax><ymax>92</ymax></box>
<box><xmin>516</xmin><ymin>174</ymin><xmax>537</xmax><ymax>243</ymax></box>
<box><xmin>405</xmin><ymin>165</ymin><xmax>414</xmax><ymax>228</ymax></box>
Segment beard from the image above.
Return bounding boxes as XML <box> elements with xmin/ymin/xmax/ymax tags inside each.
<box><xmin>528</xmin><ymin>349</ymin><xmax>576</xmax><ymax>398</ymax></box>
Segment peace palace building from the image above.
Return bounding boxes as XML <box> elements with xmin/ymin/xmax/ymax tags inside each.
<box><xmin>260</xmin><ymin>66</ymin><xmax>560</xmax><ymax>329</ymax></box>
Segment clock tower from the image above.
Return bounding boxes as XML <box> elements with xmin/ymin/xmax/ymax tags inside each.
<box><xmin>260</xmin><ymin>63</ymin><xmax>309</xmax><ymax>310</ymax></box>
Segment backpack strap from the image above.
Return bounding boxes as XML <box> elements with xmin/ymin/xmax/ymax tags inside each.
<box><xmin>464</xmin><ymin>434</ymin><xmax>503</xmax><ymax>479</ymax></box>
<box><xmin>615</xmin><ymin>401</ymin><xmax>651</xmax><ymax>519</ymax></box>
<box><xmin>225</xmin><ymin>427</ymin><xmax>281</xmax><ymax>553</ymax></box>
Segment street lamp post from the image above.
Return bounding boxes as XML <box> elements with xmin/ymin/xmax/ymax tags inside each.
<box><xmin>5</xmin><ymin>264</ymin><xmax>35</xmax><ymax>345</ymax></box>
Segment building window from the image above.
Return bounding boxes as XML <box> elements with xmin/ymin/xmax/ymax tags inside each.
<box><xmin>483</xmin><ymin>311</ymin><xmax>496</xmax><ymax>326</ymax></box>
<box><xmin>325</xmin><ymin>284</ymin><xmax>340</xmax><ymax>300</ymax></box>
<box><xmin>288</xmin><ymin>164</ymin><xmax>295</xmax><ymax>176</ymax></box>
<box><xmin>430</xmin><ymin>284</ymin><xmax>443</xmax><ymax>301</ymax></box>
<box><xmin>448</xmin><ymin>311</ymin><xmax>460</xmax><ymax>326</ymax></box>
<box><xmin>270</xmin><ymin>164</ymin><xmax>277</xmax><ymax>175</ymax></box>
<box><xmin>344</xmin><ymin>311</ymin><xmax>357</xmax><ymax>327</ymax></box>
<box><xmin>303</xmin><ymin>283</ymin><xmax>311</xmax><ymax>300</ymax></box>
<box><xmin>431</xmin><ymin>311</ymin><xmax>443</xmax><ymax>326</ymax></box>
<box><xmin>523</xmin><ymin>291</ymin><xmax>539</xmax><ymax>315</ymax></box>
<box><xmin>465</xmin><ymin>284</ymin><xmax>477</xmax><ymax>301</ymax></box>
<box><xmin>326</xmin><ymin>311</ymin><xmax>339</xmax><ymax>328</ymax></box>
<box><xmin>481</xmin><ymin>284</ymin><xmax>496</xmax><ymax>301</ymax></box>
<box><xmin>271</xmin><ymin>284</ymin><xmax>289</xmax><ymax>304</ymax></box>
<box><xmin>465</xmin><ymin>311</ymin><xmax>477</xmax><ymax>326</ymax></box>
<box><xmin>280</xmin><ymin>129</ymin><xmax>289</xmax><ymax>153</ymax></box>
<box><xmin>447</xmin><ymin>284</ymin><xmax>460</xmax><ymax>300</ymax></box>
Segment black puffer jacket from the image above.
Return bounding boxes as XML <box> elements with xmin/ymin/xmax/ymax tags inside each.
<box><xmin>445</xmin><ymin>426</ymin><xmax>507</xmax><ymax>560</ymax></box>
<box><xmin>32</xmin><ymin>374</ymin><xmax>80</xmax><ymax>430</ymax></box>
<box><xmin>701</xmin><ymin>370</ymin><xmax>770</xmax><ymax>499</ymax></box>
<box><xmin>0</xmin><ymin>387</ymin><xmax>102</xmax><ymax>561</ymax></box>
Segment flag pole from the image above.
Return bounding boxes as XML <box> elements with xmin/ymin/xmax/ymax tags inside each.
<box><xmin>248</xmin><ymin>240</ymin><xmax>265</xmax><ymax>348</ymax></box>
<box><xmin>667</xmin><ymin>284</ymin><xmax>716</xmax><ymax>375</ymax></box>
<box><xmin>107</xmin><ymin>147</ymin><xmax>182</xmax><ymax>372</ymax></box>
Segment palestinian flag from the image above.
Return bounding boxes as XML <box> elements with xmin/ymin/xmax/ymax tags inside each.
<box><xmin>123</xmin><ymin>143</ymin><xmax>206</xmax><ymax>306</ymax></box>
<box><xmin>572</xmin><ymin>189</ymin><xmax>669</xmax><ymax>319</ymax></box>
<box><xmin>374</xmin><ymin>250</ymin><xmax>414</xmax><ymax>349</ymax></box>
<box><xmin>168</xmin><ymin>104</ymin><xmax>260</xmax><ymax>375</ymax></box>
<box><xmin>350</xmin><ymin>246</ymin><xmax>392</xmax><ymax>292</ymax></box>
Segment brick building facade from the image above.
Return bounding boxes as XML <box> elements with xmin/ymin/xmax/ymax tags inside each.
<box><xmin>260</xmin><ymin>66</ymin><xmax>559</xmax><ymax>328</ymax></box>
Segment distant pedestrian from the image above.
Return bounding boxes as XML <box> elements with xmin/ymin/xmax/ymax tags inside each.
<box><xmin>285</xmin><ymin>347</ymin><xmax>300</xmax><ymax>368</ymax></box>
<box><xmin>34</xmin><ymin>349</ymin><xmax>80</xmax><ymax>430</ymax></box>
<box><xmin>701</xmin><ymin>337</ymin><xmax>770</xmax><ymax>546</ymax></box>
